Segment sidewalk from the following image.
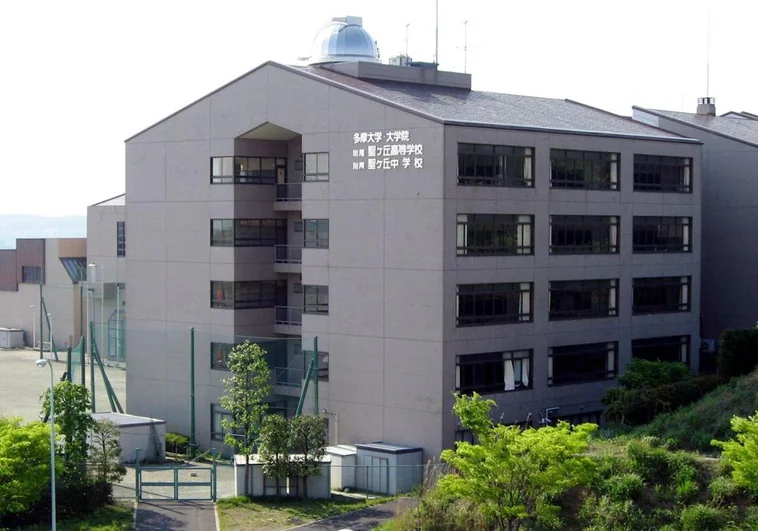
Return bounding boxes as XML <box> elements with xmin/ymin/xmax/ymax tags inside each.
<box><xmin>290</xmin><ymin>498</ymin><xmax>417</xmax><ymax>531</ymax></box>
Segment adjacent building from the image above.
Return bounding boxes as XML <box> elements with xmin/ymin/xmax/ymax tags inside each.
<box><xmin>633</xmin><ymin>100</ymin><xmax>758</xmax><ymax>349</ymax></box>
<box><xmin>99</xmin><ymin>16</ymin><xmax>704</xmax><ymax>457</ymax></box>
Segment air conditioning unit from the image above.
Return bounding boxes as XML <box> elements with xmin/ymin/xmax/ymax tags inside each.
<box><xmin>701</xmin><ymin>339</ymin><xmax>717</xmax><ymax>353</ymax></box>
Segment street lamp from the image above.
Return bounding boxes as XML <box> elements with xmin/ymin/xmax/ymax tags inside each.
<box><xmin>35</xmin><ymin>358</ymin><xmax>56</xmax><ymax>531</ymax></box>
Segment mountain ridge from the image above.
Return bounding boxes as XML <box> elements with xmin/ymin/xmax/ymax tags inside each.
<box><xmin>0</xmin><ymin>215</ymin><xmax>86</xmax><ymax>249</ymax></box>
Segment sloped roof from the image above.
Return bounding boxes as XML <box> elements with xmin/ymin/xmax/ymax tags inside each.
<box><xmin>634</xmin><ymin>107</ymin><xmax>758</xmax><ymax>148</ymax></box>
<box><xmin>90</xmin><ymin>194</ymin><xmax>125</xmax><ymax>207</ymax></box>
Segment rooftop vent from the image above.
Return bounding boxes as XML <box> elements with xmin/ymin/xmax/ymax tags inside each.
<box><xmin>697</xmin><ymin>97</ymin><xmax>716</xmax><ymax>116</ymax></box>
<box><xmin>308</xmin><ymin>16</ymin><xmax>380</xmax><ymax>66</ymax></box>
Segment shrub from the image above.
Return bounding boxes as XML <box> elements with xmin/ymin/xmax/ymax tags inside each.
<box><xmin>627</xmin><ymin>438</ymin><xmax>672</xmax><ymax>484</ymax></box>
<box><xmin>166</xmin><ymin>432</ymin><xmax>190</xmax><ymax>454</ymax></box>
<box><xmin>618</xmin><ymin>359</ymin><xmax>691</xmax><ymax>390</ymax></box>
<box><xmin>389</xmin><ymin>488</ymin><xmax>490</xmax><ymax>531</ymax></box>
<box><xmin>601</xmin><ymin>473</ymin><xmax>645</xmax><ymax>502</ymax></box>
<box><xmin>579</xmin><ymin>495</ymin><xmax>646</xmax><ymax>531</ymax></box>
<box><xmin>718</xmin><ymin>328</ymin><xmax>758</xmax><ymax>379</ymax></box>
<box><xmin>709</xmin><ymin>476</ymin><xmax>738</xmax><ymax>505</ymax></box>
<box><xmin>712</xmin><ymin>412</ymin><xmax>758</xmax><ymax>498</ymax></box>
<box><xmin>679</xmin><ymin>504</ymin><xmax>729</xmax><ymax>531</ymax></box>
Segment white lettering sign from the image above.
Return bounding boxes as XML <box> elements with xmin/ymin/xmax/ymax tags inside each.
<box><xmin>351</xmin><ymin>130</ymin><xmax>423</xmax><ymax>171</ymax></box>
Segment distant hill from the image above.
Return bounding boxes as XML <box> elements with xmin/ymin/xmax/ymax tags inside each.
<box><xmin>0</xmin><ymin>215</ymin><xmax>86</xmax><ymax>249</ymax></box>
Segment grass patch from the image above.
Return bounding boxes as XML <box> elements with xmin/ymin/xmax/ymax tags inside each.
<box><xmin>217</xmin><ymin>495</ymin><xmax>392</xmax><ymax>531</ymax></box>
<box><xmin>18</xmin><ymin>501</ymin><xmax>133</xmax><ymax>530</ymax></box>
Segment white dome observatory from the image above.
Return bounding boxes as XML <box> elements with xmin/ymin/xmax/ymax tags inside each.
<box><xmin>308</xmin><ymin>16</ymin><xmax>380</xmax><ymax>65</ymax></box>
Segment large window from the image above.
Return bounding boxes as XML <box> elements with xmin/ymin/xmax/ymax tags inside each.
<box><xmin>633</xmin><ymin>216</ymin><xmax>692</xmax><ymax>253</ymax></box>
<box><xmin>457</xmin><ymin>143</ymin><xmax>534</xmax><ymax>187</ymax></box>
<box><xmin>211</xmin><ymin>280</ymin><xmax>286</xmax><ymax>309</ymax></box>
<box><xmin>456</xmin><ymin>282</ymin><xmax>533</xmax><ymax>327</ymax></box>
<box><xmin>117</xmin><ymin>221</ymin><xmax>126</xmax><ymax>257</ymax></box>
<box><xmin>550</xmin><ymin>215</ymin><xmax>619</xmax><ymax>254</ymax></box>
<box><xmin>303</xmin><ymin>219</ymin><xmax>329</xmax><ymax>249</ymax></box>
<box><xmin>211</xmin><ymin>219</ymin><xmax>286</xmax><ymax>247</ymax></box>
<box><xmin>634</xmin><ymin>155</ymin><xmax>692</xmax><ymax>193</ymax></box>
<box><xmin>548</xmin><ymin>342</ymin><xmax>618</xmax><ymax>386</ymax></box>
<box><xmin>304</xmin><ymin>153</ymin><xmax>329</xmax><ymax>182</ymax></box>
<box><xmin>210</xmin><ymin>156</ymin><xmax>286</xmax><ymax>184</ymax></box>
<box><xmin>21</xmin><ymin>265</ymin><xmax>43</xmax><ymax>284</ymax></box>
<box><xmin>550</xmin><ymin>149</ymin><xmax>619</xmax><ymax>190</ymax></box>
<box><xmin>632</xmin><ymin>335</ymin><xmax>690</xmax><ymax>365</ymax></box>
<box><xmin>549</xmin><ymin>279</ymin><xmax>618</xmax><ymax>320</ymax></box>
<box><xmin>633</xmin><ymin>276</ymin><xmax>691</xmax><ymax>314</ymax></box>
<box><xmin>211</xmin><ymin>403</ymin><xmax>234</xmax><ymax>441</ymax></box>
<box><xmin>456</xmin><ymin>214</ymin><xmax>533</xmax><ymax>256</ymax></box>
<box><xmin>210</xmin><ymin>342</ymin><xmax>234</xmax><ymax>370</ymax></box>
<box><xmin>456</xmin><ymin>350</ymin><xmax>532</xmax><ymax>394</ymax></box>
<box><xmin>303</xmin><ymin>285</ymin><xmax>329</xmax><ymax>315</ymax></box>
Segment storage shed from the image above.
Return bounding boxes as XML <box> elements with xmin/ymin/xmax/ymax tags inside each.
<box><xmin>354</xmin><ymin>442</ymin><xmax>424</xmax><ymax>495</ymax></box>
<box><xmin>91</xmin><ymin>412</ymin><xmax>166</xmax><ymax>464</ymax></box>
<box><xmin>233</xmin><ymin>454</ymin><xmax>332</xmax><ymax>499</ymax></box>
<box><xmin>0</xmin><ymin>328</ymin><xmax>24</xmax><ymax>349</ymax></box>
<box><xmin>325</xmin><ymin>444</ymin><xmax>357</xmax><ymax>491</ymax></box>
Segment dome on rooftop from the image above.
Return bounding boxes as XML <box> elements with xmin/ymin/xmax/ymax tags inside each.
<box><xmin>308</xmin><ymin>16</ymin><xmax>380</xmax><ymax>66</ymax></box>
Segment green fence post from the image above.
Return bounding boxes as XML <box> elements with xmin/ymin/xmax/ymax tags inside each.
<box><xmin>135</xmin><ymin>448</ymin><xmax>141</xmax><ymax>501</ymax></box>
<box><xmin>174</xmin><ymin>467</ymin><xmax>179</xmax><ymax>500</ymax></box>
<box><xmin>313</xmin><ymin>336</ymin><xmax>319</xmax><ymax>414</ymax></box>
<box><xmin>190</xmin><ymin>327</ymin><xmax>196</xmax><ymax>458</ymax></box>
<box><xmin>211</xmin><ymin>448</ymin><xmax>218</xmax><ymax>502</ymax></box>
<box><xmin>66</xmin><ymin>346</ymin><xmax>72</xmax><ymax>382</ymax></box>
<box><xmin>38</xmin><ymin>285</ymin><xmax>43</xmax><ymax>360</ymax></box>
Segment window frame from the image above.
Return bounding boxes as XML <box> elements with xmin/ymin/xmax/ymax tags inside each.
<box><xmin>456</xmin><ymin>282</ymin><xmax>534</xmax><ymax>327</ymax></box>
<box><xmin>632</xmin><ymin>216</ymin><xmax>692</xmax><ymax>253</ymax></box>
<box><xmin>456</xmin><ymin>350</ymin><xmax>533</xmax><ymax>395</ymax></box>
<box><xmin>304</xmin><ymin>153</ymin><xmax>329</xmax><ymax>182</ymax></box>
<box><xmin>456</xmin><ymin>214</ymin><xmax>534</xmax><ymax>256</ymax></box>
<box><xmin>632</xmin><ymin>276</ymin><xmax>691</xmax><ymax>314</ymax></box>
<box><xmin>303</xmin><ymin>219</ymin><xmax>329</xmax><ymax>249</ymax></box>
<box><xmin>210</xmin><ymin>280</ymin><xmax>287</xmax><ymax>310</ymax></box>
<box><xmin>303</xmin><ymin>285</ymin><xmax>329</xmax><ymax>315</ymax></box>
<box><xmin>210</xmin><ymin>156</ymin><xmax>286</xmax><ymax>185</ymax></box>
<box><xmin>21</xmin><ymin>265</ymin><xmax>44</xmax><ymax>285</ymax></box>
<box><xmin>210</xmin><ymin>219</ymin><xmax>286</xmax><ymax>247</ymax></box>
<box><xmin>550</xmin><ymin>149</ymin><xmax>620</xmax><ymax>191</ymax></box>
<box><xmin>456</xmin><ymin>143</ymin><xmax>535</xmax><ymax>187</ymax></box>
<box><xmin>210</xmin><ymin>342</ymin><xmax>235</xmax><ymax>370</ymax></box>
<box><xmin>632</xmin><ymin>335</ymin><xmax>690</xmax><ymax>365</ymax></box>
<box><xmin>210</xmin><ymin>403</ymin><xmax>235</xmax><ymax>441</ymax></box>
<box><xmin>633</xmin><ymin>154</ymin><xmax>692</xmax><ymax>193</ymax></box>
<box><xmin>549</xmin><ymin>215</ymin><xmax>619</xmax><ymax>254</ymax></box>
<box><xmin>116</xmin><ymin>221</ymin><xmax>126</xmax><ymax>257</ymax></box>
<box><xmin>548</xmin><ymin>279</ymin><xmax>619</xmax><ymax>320</ymax></box>
<box><xmin>548</xmin><ymin>342</ymin><xmax>618</xmax><ymax>386</ymax></box>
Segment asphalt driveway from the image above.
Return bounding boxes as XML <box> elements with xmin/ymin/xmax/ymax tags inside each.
<box><xmin>135</xmin><ymin>500</ymin><xmax>216</xmax><ymax>530</ymax></box>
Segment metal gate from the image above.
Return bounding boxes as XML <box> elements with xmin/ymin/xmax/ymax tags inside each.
<box><xmin>135</xmin><ymin>449</ymin><xmax>217</xmax><ymax>501</ymax></box>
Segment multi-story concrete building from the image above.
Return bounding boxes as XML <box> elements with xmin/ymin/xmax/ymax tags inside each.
<box><xmin>633</xmin><ymin>100</ymin><xmax>758</xmax><ymax>350</ymax></box>
<box><xmin>112</xmin><ymin>17</ymin><xmax>703</xmax><ymax>457</ymax></box>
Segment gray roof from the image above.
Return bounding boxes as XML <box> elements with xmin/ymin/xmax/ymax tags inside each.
<box><xmin>635</xmin><ymin>107</ymin><xmax>758</xmax><ymax>148</ymax></box>
<box><xmin>294</xmin><ymin>64</ymin><xmax>696</xmax><ymax>142</ymax></box>
<box><xmin>354</xmin><ymin>441</ymin><xmax>423</xmax><ymax>454</ymax></box>
<box><xmin>92</xmin><ymin>412</ymin><xmax>166</xmax><ymax>427</ymax></box>
<box><xmin>91</xmin><ymin>194</ymin><xmax>125</xmax><ymax>207</ymax></box>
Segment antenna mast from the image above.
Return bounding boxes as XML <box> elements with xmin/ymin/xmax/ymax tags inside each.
<box><xmin>405</xmin><ymin>22</ymin><xmax>410</xmax><ymax>58</ymax></box>
<box><xmin>435</xmin><ymin>0</ymin><xmax>439</xmax><ymax>64</ymax></box>
<box><xmin>463</xmin><ymin>20</ymin><xmax>468</xmax><ymax>73</ymax></box>
<box><xmin>706</xmin><ymin>10</ymin><xmax>711</xmax><ymax>97</ymax></box>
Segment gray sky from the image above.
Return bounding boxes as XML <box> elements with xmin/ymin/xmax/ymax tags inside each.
<box><xmin>1</xmin><ymin>0</ymin><xmax>754</xmax><ymax>216</ymax></box>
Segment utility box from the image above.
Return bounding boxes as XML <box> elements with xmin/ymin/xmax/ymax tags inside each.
<box><xmin>0</xmin><ymin>328</ymin><xmax>24</xmax><ymax>349</ymax></box>
<box><xmin>355</xmin><ymin>442</ymin><xmax>423</xmax><ymax>495</ymax></box>
<box><xmin>326</xmin><ymin>444</ymin><xmax>357</xmax><ymax>491</ymax></box>
<box><xmin>91</xmin><ymin>412</ymin><xmax>166</xmax><ymax>464</ymax></box>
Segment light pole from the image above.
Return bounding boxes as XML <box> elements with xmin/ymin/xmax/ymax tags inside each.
<box><xmin>31</xmin><ymin>304</ymin><xmax>36</xmax><ymax>348</ymax></box>
<box><xmin>47</xmin><ymin>313</ymin><xmax>53</xmax><ymax>357</ymax></box>
<box><xmin>35</xmin><ymin>358</ymin><xmax>56</xmax><ymax>531</ymax></box>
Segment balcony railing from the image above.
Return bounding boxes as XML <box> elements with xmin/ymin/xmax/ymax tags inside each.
<box><xmin>274</xmin><ymin>366</ymin><xmax>304</xmax><ymax>388</ymax></box>
<box><xmin>275</xmin><ymin>306</ymin><xmax>303</xmax><ymax>326</ymax></box>
<box><xmin>275</xmin><ymin>183</ymin><xmax>302</xmax><ymax>202</ymax></box>
<box><xmin>275</xmin><ymin>245</ymin><xmax>303</xmax><ymax>264</ymax></box>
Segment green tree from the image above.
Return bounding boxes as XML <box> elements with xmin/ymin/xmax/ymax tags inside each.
<box><xmin>89</xmin><ymin>419</ymin><xmax>126</xmax><ymax>483</ymax></box>
<box><xmin>219</xmin><ymin>341</ymin><xmax>272</xmax><ymax>497</ymax></box>
<box><xmin>438</xmin><ymin>393</ymin><xmax>597</xmax><ymax>531</ymax></box>
<box><xmin>258</xmin><ymin>414</ymin><xmax>291</xmax><ymax>499</ymax></box>
<box><xmin>289</xmin><ymin>414</ymin><xmax>326</xmax><ymax>499</ymax></box>
<box><xmin>40</xmin><ymin>381</ymin><xmax>93</xmax><ymax>477</ymax></box>
<box><xmin>712</xmin><ymin>412</ymin><xmax>758</xmax><ymax>497</ymax></box>
<box><xmin>0</xmin><ymin>417</ymin><xmax>57</xmax><ymax>518</ymax></box>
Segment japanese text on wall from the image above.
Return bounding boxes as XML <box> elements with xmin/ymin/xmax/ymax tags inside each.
<box><xmin>351</xmin><ymin>130</ymin><xmax>424</xmax><ymax>171</ymax></box>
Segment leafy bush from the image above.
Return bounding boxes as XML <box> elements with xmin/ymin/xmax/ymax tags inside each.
<box><xmin>579</xmin><ymin>495</ymin><xmax>647</xmax><ymax>531</ymax></box>
<box><xmin>165</xmin><ymin>432</ymin><xmax>190</xmax><ymax>454</ymax></box>
<box><xmin>627</xmin><ymin>438</ymin><xmax>672</xmax><ymax>484</ymax></box>
<box><xmin>718</xmin><ymin>328</ymin><xmax>758</xmax><ymax>379</ymax></box>
<box><xmin>712</xmin><ymin>412</ymin><xmax>758</xmax><ymax>498</ymax></box>
<box><xmin>618</xmin><ymin>359</ymin><xmax>691</xmax><ymax>390</ymax></box>
<box><xmin>389</xmin><ymin>488</ymin><xmax>490</xmax><ymax>531</ymax></box>
<box><xmin>709</xmin><ymin>476</ymin><xmax>738</xmax><ymax>505</ymax></box>
<box><xmin>601</xmin><ymin>473</ymin><xmax>644</xmax><ymax>502</ymax></box>
<box><xmin>679</xmin><ymin>504</ymin><xmax>729</xmax><ymax>531</ymax></box>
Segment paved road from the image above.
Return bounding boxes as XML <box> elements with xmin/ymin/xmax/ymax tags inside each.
<box><xmin>135</xmin><ymin>501</ymin><xmax>216</xmax><ymax>530</ymax></box>
<box><xmin>291</xmin><ymin>498</ymin><xmax>418</xmax><ymax>531</ymax></box>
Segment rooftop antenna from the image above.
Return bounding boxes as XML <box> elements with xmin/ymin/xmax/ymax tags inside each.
<box><xmin>706</xmin><ymin>9</ymin><xmax>711</xmax><ymax>97</ymax></box>
<box><xmin>463</xmin><ymin>20</ymin><xmax>468</xmax><ymax>73</ymax></box>
<box><xmin>405</xmin><ymin>22</ymin><xmax>410</xmax><ymax>58</ymax></box>
<box><xmin>434</xmin><ymin>0</ymin><xmax>439</xmax><ymax>64</ymax></box>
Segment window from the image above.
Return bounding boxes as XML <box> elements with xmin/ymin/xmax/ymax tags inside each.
<box><xmin>456</xmin><ymin>214</ymin><xmax>533</xmax><ymax>256</ymax></box>
<box><xmin>21</xmin><ymin>265</ymin><xmax>43</xmax><ymax>284</ymax></box>
<box><xmin>550</xmin><ymin>215</ymin><xmax>619</xmax><ymax>254</ymax></box>
<box><xmin>548</xmin><ymin>342</ymin><xmax>618</xmax><ymax>386</ymax></box>
<box><xmin>456</xmin><ymin>282</ymin><xmax>533</xmax><ymax>327</ymax></box>
<box><xmin>303</xmin><ymin>285</ymin><xmax>329</xmax><ymax>314</ymax></box>
<box><xmin>117</xmin><ymin>221</ymin><xmax>126</xmax><ymax>257</ymax></box>
<box><xmin>303</xmin><ymin>220</ymin><xmax>329</xmax><ymax>249</ymax></box>
<box><xmin>633</xmin><ymin>216</ymin><xmax>692</xmax><ymax>253</ymax></box>
<box><xmin>211</xmin><ymin>403</ymin><xmax>234</xmax><ymax>441</ymax></box>
<box><xmin>549</xmin><ymin>279</ymin><xmax>618</xmax><ymax>320</ymax></box>
<box><xmin>210</xmin><ymin>156</ymin><xmax>286</xmax><ymax>184</ymax></box>
<box><xmin>456</xmin><ymin>350</ymin><xmax>532</xmax><ymax>394</ymax></box>
<box><xmin>457</xmin><ymin>143</ymin><xmax>534</xmax><ymax>187</ymax></box>
<box><xmin>633</xmin><ymin>276</ymin><xmax>691</xmax><ymax>314</ymax></box>
<box><xmin>304</xmin><ymin>153</ymin><xmax>329</xmax><ymax>181</ymax></box>
<box><xmin>634</xmin><ymin>155</ymin><xmax>692</xmax><ymax>193</ymax></box>
<box><xmin>550</xmin><ymin>149</ymin><xmax>619</xmax><ymax>190</ymax></box>
<box><xmin>210</xmin><ymin>280</ymin><xmax>287</xmax><ymax>309</ymax></box>
<box><xmin>60</xmin><ymin>258</ymin><xmax>87</xmax><ymax>283</ymax></box>
<box><xmin>210</xmin><ymin>219</ymin><xmax>286</xmax><ymax>247</ymax></box>
<box><xmin>318</xmin><ymin>352</ymin><xmax>329</xmax><ymax>382</ymax></box>
<box><xmin>211</xmin><ymin>342</ymin><xmax>234</xmax><ymax>370</ymax></box>
<box><xmin>632</xmin><ymin>335</ymin><xmax>690</xmax><ymax>365</ymax></box>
